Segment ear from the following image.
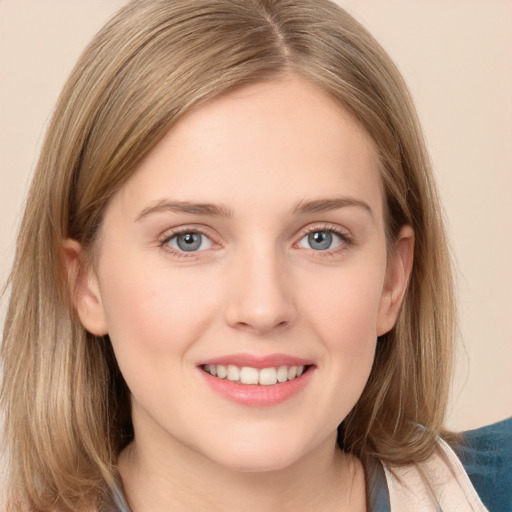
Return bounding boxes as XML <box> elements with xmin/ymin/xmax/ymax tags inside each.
<box><xmin>377</xmin><ymin>225</ymin><xmax>415</xmax><ymax>336</ymax></box>
<box><xmin>61</xmin><ymin>239</ymin><xmax>108</xmax><ymax>336</ymax></box>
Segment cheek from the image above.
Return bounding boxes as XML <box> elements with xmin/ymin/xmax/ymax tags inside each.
<box><xmin>304</xmin><ymin>261</ymin><xmax>385</xmax><ymax>344</ymax></box>
<box><xmin>96</xmin><ymin>255</ymin><xmax>219</xmax><ymax>386</ymax></box>
<box><xmin>300</xmin><ymin>264</ymin><xmax>385</xmax><ymax>405</ymax></box>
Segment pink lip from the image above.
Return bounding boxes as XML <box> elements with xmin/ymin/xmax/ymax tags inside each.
<box><xmin>197</xmin><ymin>353</ymin><xmax>315</xmax><ymax>407</ymax></box>
<box><xmin>197</xmin><ymin>352</ymin><xmax>313</xmax><ymax>368</ymax></box>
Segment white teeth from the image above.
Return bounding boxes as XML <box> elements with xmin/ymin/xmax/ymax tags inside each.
<box><xmin>204</xmin><ymin>364</ymin><xmax>217</xmax><ymax>376</ymax></box>
<box><xmin>277</xmin><ymin>365</ymin><xmax>288</xmax><ymax>383</ymax></box>
<box><xmin>240</xmin><ymin>366</ymin><xmax>259</xmax><ymax>385</ymax></box>
<box><xmin>216</xmin><ymin>365</ymin><xmax>227</xmax><ymax>379</ymax></box>
<box><xmin>203</xmin><ymin>364</ymin><xmax>309</xmax><ymax>385</ymax></box>
<box><xmin>226</xmin><ymin>365</ymin><xmax>240</xmax><ymax>382</ymax></box>
<box><xmin>259</xmin><ymin>367</ymin><xmax>277</xmax><ymax>386</ymax></box>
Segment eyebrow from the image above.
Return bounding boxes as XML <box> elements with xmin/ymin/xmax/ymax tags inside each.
<box><xmin>291</xmin><ymin>197</ymin><xmax>374</xmax><ymax>218</ymax></box>
<box><xmin>136</xmin><ymin>200</ymin><xmax>234</xmax><ymax>221</ymax></box>
<box><xmin>136</xmin><ymin>196</ymin><xmax>373</xmax><ymax>222</ymax></box>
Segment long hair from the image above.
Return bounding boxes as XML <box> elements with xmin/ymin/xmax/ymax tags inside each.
<box><xmin>1</xmin><ymin>0</ymin><xmax>456</xmax><ymax>509</ymax></box>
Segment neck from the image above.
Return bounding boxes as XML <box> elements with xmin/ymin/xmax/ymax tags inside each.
<box><xmin>118</xmin><ymin>418</ymin><xmax>366</xmax><ymax>512</ymax></box>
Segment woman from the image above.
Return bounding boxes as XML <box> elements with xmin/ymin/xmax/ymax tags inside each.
<box><xmin>1</xmin><ymin>1</ymin><xmax>510</xmax><ymax>510</ymax></box>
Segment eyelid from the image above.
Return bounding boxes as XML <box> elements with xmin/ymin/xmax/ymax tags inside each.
<box><xmin>156</xmin><ymin>222</ymin><xmax>353</xmax><ymax>259</ymax></box>
<box><xmin>294</xmin><ymin>223</ymin><xmax>354</xmax><ymax>252</ymax></box>
<box><xmin>158</xmin><ymin>225</ymin><xmax>221</xmax><ymax>258</ymax></box>
<box><xmin>296</xmin><ymin>222</ymin><xmax>353</xmax><ymax>240</ymax></box>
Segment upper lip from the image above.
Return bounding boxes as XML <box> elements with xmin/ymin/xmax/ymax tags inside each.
<box><xmin>197</xmin><ymin>353</ymin><xmax>314</xmax><ymax>369</ymax></box>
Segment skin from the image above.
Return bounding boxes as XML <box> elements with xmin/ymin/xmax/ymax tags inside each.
<box><xmin>67</xmin><ymin>75</ymin><xmax>414</xmax><ymax>511</ymax></box>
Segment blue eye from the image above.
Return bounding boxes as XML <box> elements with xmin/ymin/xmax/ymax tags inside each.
<box><xmin>167</xmin><ymin>232</ymin><xmax>213</xmax><ymax>252</ymax></box>
<box><xmin>298</xmin><ymin>230</ymin><xmax>344</xmax><ymax>251</ymax></box>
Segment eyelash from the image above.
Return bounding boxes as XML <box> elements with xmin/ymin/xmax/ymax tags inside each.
<box><xmin>295</xmin><ymin>223</ymin><xmax>354</xmax><ymax>257</ymax></box>
<box><xmin>158</xmin><ymin>223</ymin><xmax>353</xmax><ymax>259</ymax></box>
<box><xmin>159</xmin><ymin>227</ymin><xmax>219</xmax><ymax>259</ymax></box>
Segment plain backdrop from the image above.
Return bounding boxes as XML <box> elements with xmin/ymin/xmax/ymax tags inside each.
<box><xmin>0</xmin><ymin>0</ymin><xmax>511</xmax><ymax>432</ymax></box>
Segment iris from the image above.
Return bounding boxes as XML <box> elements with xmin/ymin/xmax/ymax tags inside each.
<box><xmin>176</xmin><ymin>233</ymin><xmax>202</xmax><ymax>251</ymax></box>
<box><xmin>308</xmin><ymin>231</ymin><xmax>333</xmax><ymax>250</ymax></box>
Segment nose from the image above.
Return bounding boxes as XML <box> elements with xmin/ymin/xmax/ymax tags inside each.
<box><xmin>224</xmin><ymin>245</ymin><xmax>296</xmax><ymax>335</ymax></box>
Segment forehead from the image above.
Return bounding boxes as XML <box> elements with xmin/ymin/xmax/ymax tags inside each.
<box><xmin>108</xmin><ymin>76</ymin><xmax>383</xmax><ymax>222</ymax></box>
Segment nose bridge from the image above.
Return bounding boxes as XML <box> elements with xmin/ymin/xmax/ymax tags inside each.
<box><xmin>225</xmin><ymin>237</ymin><xmax>295</xmax><ymax>334</ymax></box>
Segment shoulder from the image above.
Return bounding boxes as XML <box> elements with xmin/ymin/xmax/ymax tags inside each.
<box><xmin>454</xmin><ymin>417</ymin><xmax>512</xmax><ymax>512</ymax></box>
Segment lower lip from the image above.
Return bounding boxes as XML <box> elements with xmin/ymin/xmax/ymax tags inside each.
<box><xmin>198</xmin><ymin>367</ymin><xmax>314</xmax><ymax>407</ymax></box>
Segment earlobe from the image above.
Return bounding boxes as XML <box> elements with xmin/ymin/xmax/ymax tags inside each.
<box><xmin>377</xmin><ymin>225</ymin><xmax>415</xmax><ymax>336</ymax></box>
<box><xmin>61</xmin><ymin>239</ymin><xmax>108</xmax><ymax>336</ymax></box>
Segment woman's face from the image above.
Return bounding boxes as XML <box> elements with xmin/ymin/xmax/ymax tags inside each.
<box><xmin>74</xmin><ymin>76</ymin><xmax>412</xmax><ymax>472</ymax></box>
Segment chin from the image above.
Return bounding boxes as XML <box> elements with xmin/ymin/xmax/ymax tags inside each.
<box><xmin>196</xmin><ymin>434</ymin><xmax>315</xmax><ymax>474</ymax></box>
<box><xmin>214</xmin><ymin>452</ymin><xmax>301</xmax><ymax>474</ymax></box>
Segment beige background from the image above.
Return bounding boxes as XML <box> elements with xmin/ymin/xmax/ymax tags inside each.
<box><xmin>0</xmin><ymin>0</ymin><xmax>511</xmax><ymax>431</ymax></box>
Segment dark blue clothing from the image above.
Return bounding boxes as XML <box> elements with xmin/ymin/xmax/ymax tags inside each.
<box><xmin>455</xmin><ymin>417</ymin><xmax>512</xmax><ymax>512</ymax></box>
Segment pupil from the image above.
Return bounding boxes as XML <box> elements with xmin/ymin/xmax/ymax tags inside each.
<box><xmin>308</xmin><ymin>231</ymin><xmax>332</xmax><ymax>250</ymax></box>
<box><xmin>177</xmin><ymin>233</ymin><xmax>201</xmax><ymax>251</ymax></box>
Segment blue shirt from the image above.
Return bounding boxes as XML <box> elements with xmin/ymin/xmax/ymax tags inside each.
<box><xmin>455</xmin><ymin>417</ymin><xmax>512</xmax><ymax>512</ymax></box>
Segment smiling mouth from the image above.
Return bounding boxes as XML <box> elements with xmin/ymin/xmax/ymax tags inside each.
<box><xmin>201</xmin><ymin>364</ymin><xmax>311</xmax><ymax>386</ymax></box>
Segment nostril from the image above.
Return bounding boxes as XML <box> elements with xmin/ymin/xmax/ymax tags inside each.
<box><xmin>224</xmin><ymin>267</ymin><xmax>296</xmax><ymax>333</ymax></box>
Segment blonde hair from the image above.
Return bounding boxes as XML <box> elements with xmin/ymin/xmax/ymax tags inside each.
<box><xmin>1</xmin><ymin>0</ymin><xmax>456</xmax><ymax>509</ymax></box>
